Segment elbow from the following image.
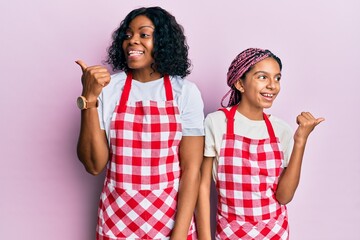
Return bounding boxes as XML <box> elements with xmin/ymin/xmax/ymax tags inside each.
<box><xmin>77</xmin><ymin>148</ymin><xmax>108</xmax><ymax>176</ymax></box>
<box><xmin>85</xmin><ymin>167</ymin><xmax>103</xmax><ymax>176</ymax></box>
<box><xmin>77</xmin><ymin>155</ymin><xmax>105</xmax><ymax>176</ymax></box>
<box><xmin>277</xmin><ymin>198</ymin><xmax>292</xmax><ymax>205</ymax></box>
<box><xmin>82</xmin><ymin>159</ymin><xmax>106</xmax><ymax>176</ymax></box>
<box><xmin>275</xmin><ymin>191</ymin><xmax>294</xmax><ymax>205</ymax></box>
<box><xmin>275</xmin><ymin>192</ymin><xmax>294</xmax><ymax>205</ymax></box>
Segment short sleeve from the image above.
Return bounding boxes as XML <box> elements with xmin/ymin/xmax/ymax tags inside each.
<box><xmin>179</xmin><ymin>81</ymin><xmax>205</xmax><ymax>136</ymax></box>
<box><xmin>204</xmin><ymin>115</ymin><xmax>217</xmax><ymax>157</ymax></box>
<box><xmin>96</xmin><ymin>72</ymin><xmax>125</xmax><ymax>144</ymax></box>
<box><xmin>282</xmin><ymin>132</ymin><xmax>294</xmax><ymax>168</ymax></box>
<box><xmin>274</xmin><ymin>118</ymin><xmax>294</xmax><ymax>168</ymax></box>
<box><xmin>97</xmin><ymin>93</ymin><xmax>105</xmax><ymax>130</ymax></box>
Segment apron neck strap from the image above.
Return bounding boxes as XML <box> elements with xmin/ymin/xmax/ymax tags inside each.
<box><xmin>219</xmin><ymin>105</ymin><xmax>238</xmax><ymax>134</ymax></box>
<box><xmin>119</xmin><ymin>72</ymin><xmax>133</xmax><ymax>113</ymax></box>
<box><xmin>219</xmin><ymin>106</ymin><xmax>277</xmax><ymax>139</ymax></box>
<box><xmin>119</xmin><ymin>73</ymin><xmax>173</xmax><ymax>113</ymax></box>
<box><xmin>263</xmin><ymin>113</ymin><xmax>276</xmax><ymax>139</ymax></box>
<box><xmin>163</xmin><ymin>75</ymin><xmax>173</xmax><ymax>101</ymax></box>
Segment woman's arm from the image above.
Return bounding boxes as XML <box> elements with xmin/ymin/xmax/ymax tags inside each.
<box><xmin>170</xmin><ymin>136</ymin><xmax>204</xmax><ymax>240</ymax></box>
<box><xmin>196</xmin><ymin>156</ymin><xmax>214</xmax><ymax>240</ymax></box>
<box><xmin>76</xmin><ymin>60</ymin><xmax>111</xmax><ymax>175</ymax></box>
<box><xmin>276</xmin><ymin>112</ymin><xmax>324</xmax><ymax>204</ymax></box>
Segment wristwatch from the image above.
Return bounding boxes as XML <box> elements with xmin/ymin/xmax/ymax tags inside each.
<box><xmin>76</xmin><ymin>96</ymin><xmax>98</xmax><ymax>110</ymax></box>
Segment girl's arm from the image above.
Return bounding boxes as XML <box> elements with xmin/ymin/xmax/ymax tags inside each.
<box><xmin>76</xmin><ymin>60</ymin><xmax>111</xmax><ymax>175</ymax></box>
<box><xmin>171</xmin><ymin>136</ymin><xmax>204</xmax><ymax>240</ymax></box>
<box><xmin>196</xmin><ymin>156</ymin><xmax>214</xmax><ymax>240</ymax></box>
<box><xmin>276</xmin><ymin>112</ymin><xmax>324</xmax><ymax>204</ymax></box>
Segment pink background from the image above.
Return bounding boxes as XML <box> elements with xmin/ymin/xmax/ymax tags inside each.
<box><xmin>1</xmin><ymin>0</ymin><xmax>359</xmax><ymax>239</ymax></box>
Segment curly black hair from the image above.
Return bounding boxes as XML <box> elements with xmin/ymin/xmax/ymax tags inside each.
<box><xmin>106</xmin><ymin>6</ymin><xmax>191</xmax><ymax>78</ymax></box>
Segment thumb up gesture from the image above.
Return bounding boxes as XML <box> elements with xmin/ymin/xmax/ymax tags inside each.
<box><xmin>75</xmin><ymin>60</ymin><xmax>111</xmax><ymax>100</ymax></box>
<box><xmin>294</xmin><ymin>112</ymin><xmax>325</xmax><ymax>145</ymax></box>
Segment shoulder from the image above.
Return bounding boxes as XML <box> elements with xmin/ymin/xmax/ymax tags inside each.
<box><xmin>206</xmin><ymin>109</ymin><xmax>227</xmax><ymax>120</ymax></box>
<box><xmin>110</xmin><ymin>71</ymin><xmax>126</xmax><ymax>86</ymax></box>
<box><xmin>98</xmin><ymin>71</ymin><xmax>126</xmax><ymax>105</ymax></box>
<box><xmin>205</xmin><ymin>110</ymin><xmax>227</xmax><ymax>126</ymax></box>
<box><xmin>170</xmin><ymin>76</ymin><xmax>204</xmax><ymax>108</ymax></box>
<box><xmin>102</xmin><ymin>71</ymin><xmax>126</xmax><ymax>94</ymax></box>
<box><xmin>170</xmin><ymin>75</ymin><xmax>200</xmax><ymax>93</ymax></box>
<box><xmin>268</xmin><ymin>115</ymin><xmax>293</xmax><ymax>132</ymax></box>
<box><xmin>268</xmin><ymin>115</ymin><xmax>294</xmax><ymax>143</ymax></box>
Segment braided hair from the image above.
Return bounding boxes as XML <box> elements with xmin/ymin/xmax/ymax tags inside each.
<box><xmin>221</xmin><ymin>48</ymin><xmax>282</xmax><ymax>107</ymax></box>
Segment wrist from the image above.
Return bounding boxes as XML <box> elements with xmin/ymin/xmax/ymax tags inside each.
<box><xmin>76</xmin><ymin>96</ymin><xmax>98</xmax><ymax>110</ymax></box>
<box><xmin>293</xmin><ymin>138</ymin><xmax>307</xmax><ymax>148</ymax></box>
<box><xmin>81</xmin><ymin>92</ymin><xmax>98</xmax><ymax>102</ymax></box>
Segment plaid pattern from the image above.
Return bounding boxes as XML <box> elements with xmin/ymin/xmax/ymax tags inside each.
<box><xmin>96</xmin><ymin>184</ymin><xmax>196</xmax><ymax>240</ymax></box>
<box><xmin>96</xmin><ymin>74</ymin><xmax>196</xmax><ymax>239</ymax></box>
<box><xmin>216</xmin><ymin>210</ymin><xmax>288</xmax><ymax>240</ymax></box>
<box><xmin>108</xmin><ymin>99</ymin><xmax>182</xmax><ymax>190</ymax></box>
<box><xmin>216</xmin><ymin>106</ymin><xmax>288</xmax><ymax>239</ymax></box>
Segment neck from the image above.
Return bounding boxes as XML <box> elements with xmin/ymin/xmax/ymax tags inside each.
<box><xmin>237</xmin><ymin>102</ymin><xmax>264</xmax><ymax>120</ymax></box>
<box><xmin>131</xmin><ymin>69</ymin><xmax>162</xmax><ymax>82</ymax></box>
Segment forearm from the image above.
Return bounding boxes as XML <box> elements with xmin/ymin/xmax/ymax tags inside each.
<box><xmin>196</xmin><ymin>182</ymin><xmax>212</xmax><ymax>239</ymax></box>
<box><xmin>276</xmin><ymin>140</ymin><xmax>306</xmax><ymax>204</ymax></box>
<box><xmin>171</xmin><ymin>136</ymin><xmax>204</xmax><ymax>240</ymax></box>
<box><xmin>195</xmin><ymin>157</ymin><xmax>213</xmax><ymax>240</ymax></box>
<box><xmin>77</xmin><ymin>108</ymin><xmax>109</xmax><ymax>175</ymax></box>
<box><xmin>171</xmin><ymin>168</ymin><xmax>200</xmax><ymax>240</ymax></box>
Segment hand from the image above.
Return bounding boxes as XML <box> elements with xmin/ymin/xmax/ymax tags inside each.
<box><xmin>75</xmin><ymin>60</ymin><xmax>111</xmax><ymax>101</ymax></box>
<box><xmin>294</xmin><ymin>112</ymin><xmax>325</xmax><ymax>145</ymax></box>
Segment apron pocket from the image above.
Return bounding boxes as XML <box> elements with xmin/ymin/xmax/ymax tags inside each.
<box><xmin>99</xmin><ymin>183</ymin><xmax>179</xmax><ymax>239</ymax></box>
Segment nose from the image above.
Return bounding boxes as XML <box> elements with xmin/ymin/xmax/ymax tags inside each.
<box><xmin>267</xmin><ymin>78</ymin><xmax>276</xmax><ymax>89</ymax></box>
<box><xmin>129</xmin><ymin>34</ymin><xmax>140</xmax><ymax>45</ymax></box>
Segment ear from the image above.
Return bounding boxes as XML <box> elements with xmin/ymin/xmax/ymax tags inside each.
<box><xmin>234</xmin><ymin>80</ymin><xmax>244</xmax><ymax>93</ymax></box>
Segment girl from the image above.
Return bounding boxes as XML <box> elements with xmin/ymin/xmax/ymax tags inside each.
<box><xmin>76</xmin><ymin>7</ymin><xmax>204</xmax><ymax>240</ymax></box>
<box><xmin>196</xmin><ymin>48</ymin><xmax>324</xmax><ymax>239</ymax></box>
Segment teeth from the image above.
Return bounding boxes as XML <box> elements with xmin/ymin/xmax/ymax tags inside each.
<box><xmin>262</xmin><ymin>93</ymin><xmax>273</xmax><ymax>97</ymax></box>
<box><xmin>128</xmin><ymin>50</ymin><xmax>143</xmax><ymax>55</ymax></box>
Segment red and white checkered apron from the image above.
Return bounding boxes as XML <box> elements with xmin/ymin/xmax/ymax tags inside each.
<box><xmin>96</xmin><ymin>73</ymin><xmax>197</xmax><ymax>239</ymax></box>
<box><xmin>216</xmin><ymin>105</ymin><xmax>289</xmax><ymax>240</ymax></box>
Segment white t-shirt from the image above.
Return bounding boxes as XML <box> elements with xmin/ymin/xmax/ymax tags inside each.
<box><xmin>98</xmin><ymin>72</ymin><xmax>205</xmax><ymax>143</ymax></box>
<box><xmin>204</xmin><ymin>109</ymin><xmax>294</xmax><ymax>181</ymax></box>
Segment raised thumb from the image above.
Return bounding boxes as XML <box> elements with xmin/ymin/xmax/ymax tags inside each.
<box><xmin>75</xmin><ymin>60</ymin><xmax>88</xmax><ymax>73</ymax></box>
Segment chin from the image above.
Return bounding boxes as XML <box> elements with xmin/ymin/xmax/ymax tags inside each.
<box><xmin>262</xmin><ymin>103</ymin><xmax>274</xmax><ymax>109</ymax></box>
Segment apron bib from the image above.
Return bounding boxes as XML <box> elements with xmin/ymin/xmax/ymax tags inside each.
<box><xmin>216</xmin><ymin>105</ymin><xmax>289</xmax><ymax>240</ymax></box>
<box><xmin>96</xmin><ymin>73</ymin><xmax>196</xmax><ymax>240</ymax></box>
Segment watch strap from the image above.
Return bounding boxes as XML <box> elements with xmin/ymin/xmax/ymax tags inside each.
<box><xmin>86</xmin><ymin>99</ymin><xmax>98</xmax><ymax>109</ymax></box>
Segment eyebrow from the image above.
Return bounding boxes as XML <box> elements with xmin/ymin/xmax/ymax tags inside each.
<box><xmin>126</xmin><ymin>25</ymin><xmax>155</xmax><ymax>32</ymax></box>
<box><xmin>254</xmin><ymin>71</ymin><xmax>281</xmax><ymax>76</ymax></box>
<box><xmin>139</xmin><ymin>25</ymin><xmax>154</xmax><ymax>30</ymax></box>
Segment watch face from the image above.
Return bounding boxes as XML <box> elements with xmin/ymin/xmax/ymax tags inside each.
<box><xmin>77</xmin><ymin>97</ymin><xmax>85</xmax><ymax>109</ymax></box>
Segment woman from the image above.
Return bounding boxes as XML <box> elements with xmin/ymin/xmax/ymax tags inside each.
<box><xmin>76</xmin><ymin>7</ymin><xmax>204</xmax><ymax>239</ymax></box>
<box><xmin>196</xmin><ymin>48</ymin><xmax>324</xmax><ymax>239</ymax></box>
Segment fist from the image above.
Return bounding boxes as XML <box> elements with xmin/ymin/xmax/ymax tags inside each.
<box><xmin>75</xmin><ymin>60</ymin><xmax>111</xmax><ymax>101</ymax></box>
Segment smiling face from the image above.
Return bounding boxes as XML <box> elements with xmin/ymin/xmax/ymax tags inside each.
<box><xmin>122</xmin><ymin>15</ymin><xmax>160</xmax><ymax>80</ymax></box>
<box><xmin>235</xmin><ymin>57</ymin><xmax>281</xmax><ymax>116</ymax></box>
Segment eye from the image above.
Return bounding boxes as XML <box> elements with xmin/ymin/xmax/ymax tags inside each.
<box><xmin>275</xmin><ymin>76</ymin><xmax>281</xmax><ymax>81</ymax></box>
<box><xmin>123</xmin><ymin>33</ymin><xmax>132</xmax><ymax>39</ymax></box>
<box><xmin>258</xmin><ymin>75</ymin><xmax>267</xmax><ymax>80</ymax></box>
<box><xmin>140</xmin><ymin>33</ymin><xmax>151</xmax><ymax>38</ymax></box>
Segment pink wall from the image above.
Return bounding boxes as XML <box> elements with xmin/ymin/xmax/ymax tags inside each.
<box><xmin>1</xmin><ymin>0</ymin><xmax>359</xmax><ymax>239</ymax></box>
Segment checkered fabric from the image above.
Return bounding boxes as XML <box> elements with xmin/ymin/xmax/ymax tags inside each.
<box><xmin>215</xmin><ymin>106</ymin><xmax>289</xmax><ymax>239</ymax></box>
<box><xmin>96</xmin><ymin>74</ymin><xmax>196</xmax><ymax>239</ymax></box>
<box><xmin>108</xmin><ymin>97</ymin><xmax>182</xmax><ymax>190</ymax></box>
<box><xmin>216</xmin><ymin>210</ymin><xmax>288</xmax><ymax>240</ymax></box>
